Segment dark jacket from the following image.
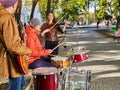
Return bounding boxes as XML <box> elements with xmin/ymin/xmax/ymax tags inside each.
<box><xmin>41</xmin><ymin>23</ymin><xmax>63</xmax><ymax>41</ymax></box>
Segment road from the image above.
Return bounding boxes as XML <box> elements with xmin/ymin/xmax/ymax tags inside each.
<box><xmin>58</xmin><ymin>27</ymin><xmax>120</xmax><ymax>90</ymax></box>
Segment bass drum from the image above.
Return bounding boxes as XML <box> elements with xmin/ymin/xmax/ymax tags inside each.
<box><xmin>32</xmin><ymin>67</ymin><xmax>58</xmax><ymax>90</ymax></box>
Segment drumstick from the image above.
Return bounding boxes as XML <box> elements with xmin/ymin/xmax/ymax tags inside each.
<box><xmin>49</xmin><ymin>54</ymin><xmax>60</xmax><ymax>57</ymax></box>
<box><xmin>52</xmin><ymin>42</ymin><xmax>64</xmax><ymax>51</ymax></box>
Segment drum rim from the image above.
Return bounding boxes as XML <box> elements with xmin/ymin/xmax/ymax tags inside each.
<box><xmin>32</xmin><ymin>67</ymin><xmax>58</xmax><ymax>75</ymax></box>
<box><xmin>51</xmin><ymin>56</ymin><xmax>68</xmax><ymax>61</ymax></box>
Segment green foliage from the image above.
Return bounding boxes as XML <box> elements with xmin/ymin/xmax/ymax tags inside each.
<box><xmin>96</xmin><ymin>7</ymin><xmax>105</xmax><ymax>19</ymax></box>
<box><xmin>104</xmin><ymin>14</ymin><xmax>112</xmax><ymax>20</ymax></box>
<box><xmin>38</xmin><ymin>0</ymin><xmax>47</xmax><ymax>20</ymax></box>
<box><xmin>35</xmin><ymin>0</ymin><xmax>120</xmax><ymax>22</ymax></box>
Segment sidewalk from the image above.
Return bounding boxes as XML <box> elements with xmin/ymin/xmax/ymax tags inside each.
<box><xmin>59</xmin><ymin>28</ymin><xmax>120</xmax><ymax>90</ymax></box>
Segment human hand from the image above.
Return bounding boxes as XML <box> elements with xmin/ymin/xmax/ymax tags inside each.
<box><xmin>48</xmin><ymin>49</ymin><xmax>53</xmax><ymax>54</ymax></box>
<box><xmin>41</xmin><ymin>29</ymin><xmax>50</xmax><ymax>37</ymax></box>
<box><xmin>44</xmin><ymin>29</ymin><xmax>50</xmax><ymax>33</ymax></box>
<box><xmin>64</xmin><ymin>20</ymin><xmax>70</xmax><ymax>25</ymax></box>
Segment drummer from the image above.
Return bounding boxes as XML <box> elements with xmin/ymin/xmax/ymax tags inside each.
<box><xmin>25</xmin><ymin>18</ymin><xmax>55</xmax><ymax>69</ymax></box>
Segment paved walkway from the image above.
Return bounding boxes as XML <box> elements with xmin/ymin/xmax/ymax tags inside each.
<box><xmin>59</xmin><ymin>28</ymin><xmax>120</xmax><ymax>90</ymax></box>
<box><xmin>1</xmin><ymin>27</ymin><xmax>120</xmax><ymax>90</ymax></box>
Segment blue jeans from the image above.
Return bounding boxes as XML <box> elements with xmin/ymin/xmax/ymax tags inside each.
<box><xmin>8</xmin><ymin>75</ymin><xmax>26</xmax><ymax>90</ymax></box>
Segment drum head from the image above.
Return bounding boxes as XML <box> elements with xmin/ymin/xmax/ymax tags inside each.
<box><xmin>32</xmin><ymin>67</ymin><xmax>58</xmax><ymax>75</ymax></box>
<box><xmin>51</xmin><ymin>56</ymin><xmax>68</xmax><ymax>61</ymax></box>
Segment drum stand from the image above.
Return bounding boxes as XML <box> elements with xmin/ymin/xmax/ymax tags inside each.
<box><xmin>58</xmin><ymin>67</ymin><xmax>68</xmax><ymax>90</ymax></box>
<box><xmin>75</xmin><ymin>27</ymin><xmax>80</xmax><ymax>71</ymax></box>
<box><xmin>65</xmin><ymin>55</ymin><xmax>73</xmax><ymax>90</ymax></box>
<box><xmin>63</xmin><ymin>32</ymin><xmax>67</xmax><ymax>52</ymax></box>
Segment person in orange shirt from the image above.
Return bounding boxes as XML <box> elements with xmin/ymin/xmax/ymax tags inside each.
<box><xmin>25</xmin><ymin>18</ymin><xmax>54</xmax><ymax>69</ymax></box>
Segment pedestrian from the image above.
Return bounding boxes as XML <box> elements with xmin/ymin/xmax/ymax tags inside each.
<box><xmin>115</xmin><ymin>27</ymin><xmax>120</xmax><ymax>36</ymax></box>
<box><xmin>41</xmin><ymin>12</ymin><xmax>68</xmax><ymax>62</ymax></box>
<box><xmin>106</xmin><ymin>20</ymin><xmax>109</xmax><ymax>27</ymax></box>
<box><xmin>25</xmin><ymin>18</ymin><xmax>54</xmax><ymax>69</ymax></box>
<box><xmin>0</xmin><ymin>0</ymin><xmax>32</xmax><ymax>90</ymax></box>
<box><xmin>97</xmin><ymin>20</ymin><xmax>100</xmax><ymax>29</ymax></box>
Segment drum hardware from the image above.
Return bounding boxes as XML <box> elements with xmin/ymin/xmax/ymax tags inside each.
<box><xmin>68</xmin><ymin>56</ymin><xmax>73</xmax><ymax>90</ymax></box>
<box><xmin>51</xmin><ymin>50</ymin><xmax>89</xmax><ymax>90</ymax></box>
<box><xmin>58</xmin><ymin>68</ymin><xmax>69</xmax><ymax>90</ymax></box>
<box><xmin>69</xmin><ymin>46</ymin><xmax>89</xmax><ymax>71</ymax></box>
<box><xmin>57</xmin><ymin>50</ymin><xmax>89</xmax><ymax>57</ymax></box>
<box><xmin>25</xmin><ymin>76</ymin><xmax>34</xmax><ymax>90</ymax></box>
<box><xmin>51</xmin><ymin>55</ymin><xmax>73</xmax><ymax>90</ymax></box>
<box><xmin>63</xmin><ymin>31</ymin><xmax>67</xmax><ymax>52</ymax></box>
<box><xmin>62</xmin><ymin>42</ymin><xmax>75</xmax><ymax>46</ymax></box>
<box><xmin>51</xmin><ymin>56</ymin><xmax>70</xmax><ymax>69</ymax></box>
<box><xmin>51</xmin><ymin>56</ymin><xmax>70</xmax><ymax>90</ymax></box>
<box><xmin>75</xmin><ymin>28</ymin><xmax>79</xmax><ymax>45</ymax></box>
<box><xmin>66</xmin><ymin>69</ymin><xmax>91</xmax><ymax>90</ymax></box>
<box><xmin>44</xmin><ymin>76</ymin><xmax>46</xmax><ymax>79</ymax></box>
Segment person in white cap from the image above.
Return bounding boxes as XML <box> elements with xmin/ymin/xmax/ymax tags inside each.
<box><xmin>0</xmin><ymin>0</ymin><xmax>32</xmax><ymax>90</ymax></box>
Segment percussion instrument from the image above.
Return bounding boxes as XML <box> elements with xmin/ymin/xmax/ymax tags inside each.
<box><xmin>63</xmin><ymin>42</ymin><xmax>75</xmax><ymax>46</ymax></box>
<box><xmin>51</xmin><ymin>56</ymin><xmax>70</xmax><ymax>68</ymax></box>
<box><xmin>58</xmin><ymin>47</ymin><xmax>89</xmax><ymax>57</ymax></box>
<box><xmin>70</xmin><ymin>46</ymin><xmax>88</xmax><ymax>63</ymax></box>
<box><xmin>73</xmin><ymin>53</ymin><xmax>88</xmax><ymax>63</ymax></box>
<box><xmin>32</xmin><ymin>67</ymin><xmax>58</xmax><ymax>90</ymax></box>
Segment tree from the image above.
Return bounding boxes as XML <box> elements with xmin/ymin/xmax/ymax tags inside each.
<box><xmin>30</xmin><ymin>0</ymin><xmax>38</xmax><ymax>20</ymax></box>
<box><xmin>46</xmin><ymin>0</ymin><xmax>51</xmax><ymax>16</ymax></box>
<box><xmin>15</xmin><ymin>0</ymin><xmax>22</xmax><ymax>24</ymax></box>
<box><xmin>14</xmin><ymin>0</ymin><xmax>22</xmax><ymax>35</ymax></box>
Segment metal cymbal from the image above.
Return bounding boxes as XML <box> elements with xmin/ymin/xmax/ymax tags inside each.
<box><xmin>58</xmin><ymin>50</ymin><xmax>90</xmax><ymax>56</ymax></box>
<box><xmin>60</xmin><ymin>42</ymin><xmax>75</xmax><ymax>46</ymax></box>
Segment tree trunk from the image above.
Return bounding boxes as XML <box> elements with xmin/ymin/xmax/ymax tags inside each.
<box><xmin>15</xmin><ymin>0</ymin><xmax>22</xmax><ymax>24</ymax></box>
<box><xmin>116</xmin><ymin>0</ymin><xmax>120</xmax><ymax>30</ymax></box>
<box><xmin>46</xmin><ymin>0</ymin><xmax>51</xmax><ymax>17</ymax></box>
<box><xmin>14</xmin><ymin>0</ymin><xmax>22</xmax><ymax>35</ymax></box>
<box><xmin>30</xmin><ymin>0</ymin><xmax>38</xmax><ymax>20</ymax></box>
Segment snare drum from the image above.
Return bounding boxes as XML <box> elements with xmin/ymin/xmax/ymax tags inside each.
<box><xmin>32</xmin><ymin>67</ymin><xmax>58</xmax><ymax>90</ymax></box>
<box><xmin>70</xmin><ymin>46</ymin><xmax>88</xmax><ymax>63</ymax></box>
<box><xmin>73</xmin><ymin>53</ymin><xmax>88</xmax><ymax>63</ymax></box>
<box><xmin>51</xmin><ymin>56</ymin><xmax>70</xmax><ymax>68</ymax></box>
